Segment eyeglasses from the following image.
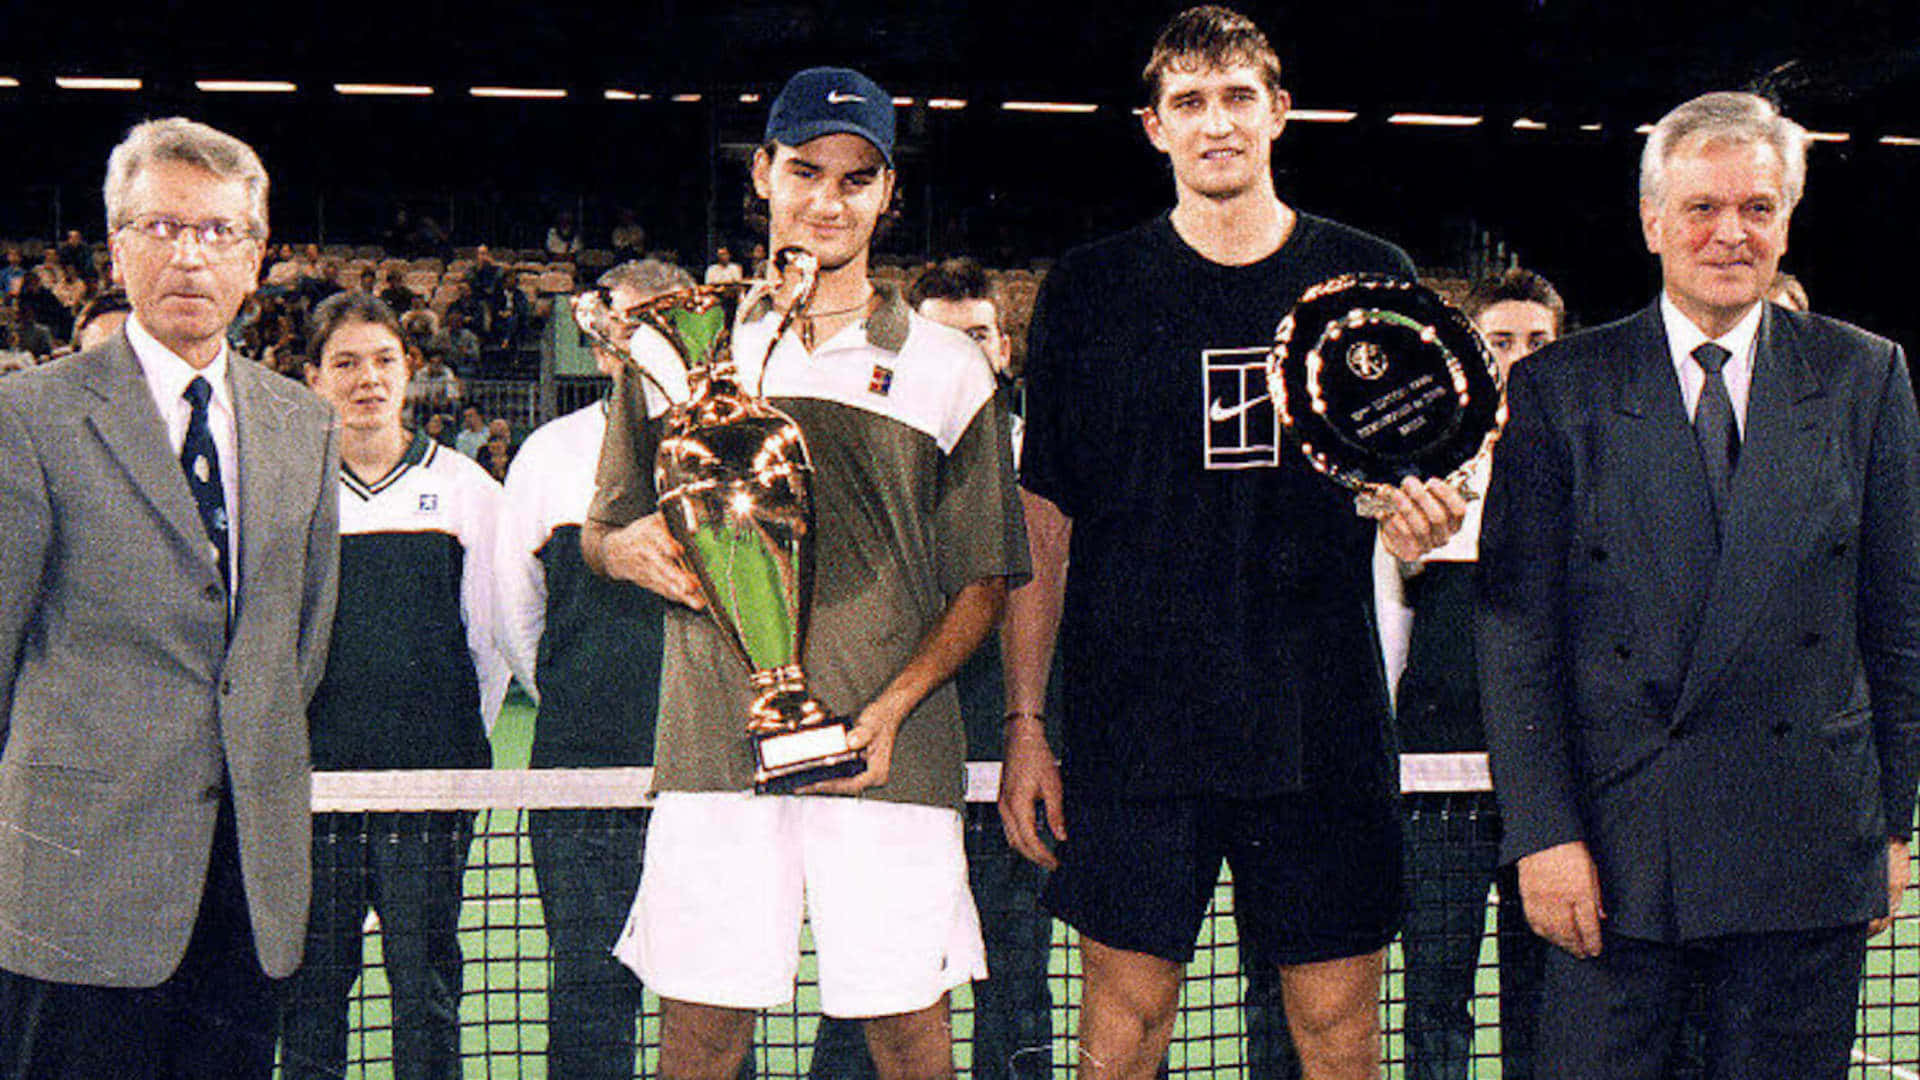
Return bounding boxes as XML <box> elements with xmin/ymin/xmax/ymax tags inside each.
<box><xmin>117</xmin><ymin>215</ymin><xmax>259</xmax><ymax>254</ymax></box>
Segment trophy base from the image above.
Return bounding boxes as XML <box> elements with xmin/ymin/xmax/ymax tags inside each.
<box><xmin>753</xmin><ymin>719</ymin><xmax>866</xmax><ymax>795</ymax></box>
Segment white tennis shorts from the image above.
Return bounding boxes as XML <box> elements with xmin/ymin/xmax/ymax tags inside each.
<box><xmin>613</xmin><ymin>791</ymin><xmax>987</xmax><ymax>1018</ymax></box>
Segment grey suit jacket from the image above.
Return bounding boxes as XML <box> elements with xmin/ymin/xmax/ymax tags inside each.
<box><xmin>1478</xmin><ymin>303</ymin><xmax>1920</xmax><ymax>942</ymax></box>
<box><xmin>0</xmin><ymin>333</ymin><xmax>339</xmax><ymax>986</ymax></box>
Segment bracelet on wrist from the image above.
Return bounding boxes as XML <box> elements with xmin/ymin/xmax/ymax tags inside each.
<box><xmin>1003</xmin><ymin>711</ymin><xmax>1048</xmax><ymax>741</ymax></box>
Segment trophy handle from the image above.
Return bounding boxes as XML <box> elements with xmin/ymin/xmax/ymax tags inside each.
<box><xmin>569</xmin><ymin>289</ymin><xmax>689</xmax><ymax>407</ymax></box>
<box><xmin>753</xmin><ymin>247</ymin><xmax>821</xmax><ymax>399</ymax></box>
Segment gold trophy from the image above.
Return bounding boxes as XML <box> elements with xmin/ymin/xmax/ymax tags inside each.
<box><xmin>572</xmin><ymin>250</ymin><xmax>864</xmax><ymax>794</ymax></box>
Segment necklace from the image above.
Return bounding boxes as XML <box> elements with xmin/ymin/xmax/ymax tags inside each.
<box><xmin>796</xmin><ymin>289</ymin><xmax>875</xmax><ymax>350</ymax></box>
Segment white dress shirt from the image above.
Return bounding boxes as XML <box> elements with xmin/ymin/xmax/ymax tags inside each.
<box><xmin>1661</xmin><ymin>293</ymin><xmax>1762</xmax><ymax>432</ymax></box>
<box><xmin>128</xmin><ymin>315</ymin><xmax>241</xmax><ymax>595</ymax></box>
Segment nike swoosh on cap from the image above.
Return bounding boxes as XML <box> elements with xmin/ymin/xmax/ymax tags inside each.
<box><xmin>1209</xmin><ymin>394</ymin><xmax>1272</xmax><ymax>423</ymax></box>
<box><xmin>827</xmin><ymin>90</ymin><xmax>867</xmax><ymax>104</ymax></box>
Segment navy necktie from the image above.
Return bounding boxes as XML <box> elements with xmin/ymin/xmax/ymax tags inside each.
<box><xmin>181</xmin><ymin>375</ymin><xmax>230</xmax><ymax>590</ymax></box>
<box><xmin>1691</xmin><ymin>341</ymin><xmax>1738</xmax><ymax>523</ymax></box>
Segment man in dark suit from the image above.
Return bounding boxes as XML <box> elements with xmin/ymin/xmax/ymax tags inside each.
<box><xmin>0</xmin><ymin>117</ymin><xmax>340</xmax><ymax>1079</ymax></box>
<box><xmin>1478</xmin><ymin>91</ymin><xmax>1920</xmax><ymax>1080</ymax></box>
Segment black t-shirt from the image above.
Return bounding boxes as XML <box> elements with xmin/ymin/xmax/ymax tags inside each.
<box><xmin>1022</xmin><ymin>212</ymin><xmax>1415</xmax><ymax>801</ymax></box>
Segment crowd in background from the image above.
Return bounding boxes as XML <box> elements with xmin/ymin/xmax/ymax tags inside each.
<box><xmin>0</xmin><ymin>230</ymin><xmax>1047</xmax><ymax>492</ymax></box>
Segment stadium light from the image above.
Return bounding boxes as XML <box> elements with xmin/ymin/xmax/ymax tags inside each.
<box><xmin>1512</xmin><ymin>117</ymin><xmax>1548</xmax><ymax>131</ymax></box>
<box><xmin>604</xmin><ymin>89</ymin><xmax>638</xmax><ymax>101</ymax></box>
<box><xmin>0</xmin><ymin>78</ymin><xmax>18</xmax><ymax>88</ymax></box>
<box><xmin>892</xmin><ymin>97</ymin><xmax>914</xmax><ymax>107</ymax></box>
<box><xmin>1289</xmin><ymin>109</ymin><xmax>1358</xmax><ymax>123</ymax></box>
<box><xmin>1805</xmin><ymin>131</ymin><xmax>1850</xmax><ymax>143</ymax></box>
<box><xmin>1002</xmin><ymin>101</ymin><xmax>1099</xmax><ymax>114</ymax></box>
<box><xmin>56</xmin><ymin>76</ymin><xmax>142</xmax><ymax>91</ymax></box>
<box><xmin>738</xmin><ymin>92</ymin><xmax>762</xmax><ymax>104</ymax></box>
<box><xmin>927</xmin><ymin>98</ymin><xmax>967</xmax><ymax>110</ymax></box>
<box><xmin>1387</xmin><ymin>112</ymin><xmax>1483</xmax><ymax>127</ymax></box>
<box><xmin>335</xmin><ymin>83</ymin><xmax>434</xmax><ymax>96</ymax></box>
<box><xmin>470</xmin><ymin>86</ymin><xmax>567</xmax><ymax>100</ymax></box>
<box><xmin>197</xmin><ymin>80</ymin><xmax>298</xmax><ymax>93</ymax></box>
<box><xmin>671</xmin><ymin>93</ymin><xmax>702</xmax><ymax>103</ymax></box>
<box><xmin>1881</xmin><ymin>135</ymin><xmax>1920</xmax><ymax>148</ymax></box>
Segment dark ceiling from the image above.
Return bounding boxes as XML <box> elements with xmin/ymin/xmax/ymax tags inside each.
<box><xmin>6</xmin><ymin>1</ymin><xmax>1919</xmax><ymax>348</ymax></box>
<box><xmin>7</xmin><ymin>1</ymin><xmax>1919</xmax><ymax>132</ymax></box>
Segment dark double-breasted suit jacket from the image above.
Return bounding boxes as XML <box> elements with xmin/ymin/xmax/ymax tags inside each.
<box><xmin>0</xmin><ymin>334</ymin><xmax>339</xmax><ymax>986</ymax></box>
<box><xmin>1478</xmin><ymin>302</ymin><xmax>1920</xmax><ymax>942</ymax></box>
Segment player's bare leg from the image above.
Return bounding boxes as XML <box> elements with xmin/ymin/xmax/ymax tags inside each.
<box><xmin>863</xmin><ymin>995</ymin><xmax>957</xmax><ymax>1080</ymax></box>
<box><xmin>1077</xmin><ymin>937</ymin><xmax>1184</xmax><ymax>1080</ymax></box>
<box><xmin>1281</xmin><ymin>950</ymin><xmax>1385</xmax><ymax>1080</ymax></box>
<box><xmin>660</xmin><ymin>997</ymin><xmax>756</xmax><ymax>1080</ymax></box>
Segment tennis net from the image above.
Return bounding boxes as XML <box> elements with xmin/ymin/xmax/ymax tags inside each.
<box><xmin>285</xmin><ymin>751</ymin><xmax>1920</xmax><ymax>1079</ymax></box>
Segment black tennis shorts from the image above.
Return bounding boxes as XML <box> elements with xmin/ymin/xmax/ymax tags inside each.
<box><xmin>1043</xmin><ymin>789</ymin><xmax>1405</xmax><ymax>967</ymax></box>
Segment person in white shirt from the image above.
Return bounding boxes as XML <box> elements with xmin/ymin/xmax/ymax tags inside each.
<box><xmin>704</xmin><ymin>245</ymin><xmax>745</xmax><ymax>286</ymax></box>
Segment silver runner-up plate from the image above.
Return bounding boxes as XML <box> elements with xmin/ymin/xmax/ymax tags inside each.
<box><xmin>1268</xmin><ymin>273</ymin><xmax>1504</xmax><ymax>516</ymax></box>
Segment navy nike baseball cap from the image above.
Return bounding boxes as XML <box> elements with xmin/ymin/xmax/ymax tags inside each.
<box><xmin>764</xmin><ymin>67</ymin><xmax>896</xmax><ymax>167</ymax></box>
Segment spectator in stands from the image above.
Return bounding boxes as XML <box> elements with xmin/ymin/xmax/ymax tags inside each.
<box><xmin>547</xmin><ymin>210</ymin><xmax>583</xmax><ymax>257</ymax></box>
<box><xmin>483</xmin><ymin>270</ymin><xmax>533</xmax><ymax>371</ymax></box>
<box><xmin>381</xmin><ymin>269</ymin><xmax>419</xmax><ymax>316</ymax></box>
<box><xmin>480</xmin><ymin>432</ymin><xmax>513</xmax><ymax>481</ymax></box>
<box><xmin>73</xmin><ymin>288</ymin><xmax>133</xmax><ymax>352</ymax></box>
<box><xmin>704</xmin><ymin>245</ymin><xmax>745</xmax><ymax>285</ymax></box>
<box><xmin>294</xmin><ymin>256</ymin><xmax>342</xmax><ymax>308</ymax></box>
<box><xmin>0</xmin><ymin>322</ymin><xmax>36</xmax><ymax>373</ymax></box>
<box><xmin>1001</xmin><ymin>11</ymin><xmax>1463</xmax><ymax>1080</ymax></box>
<box><xmin>585</xmin><ymin>65</ymin><xmax>1026</xmax><ymax>1080</ymax></box>
<box><xmin>610</xmin><ymin>207</ymin><xmax>647</xmax><ymax>259</ymax></box>
<box><xmin>58</xmin><ymin>227</ymin><xmax>97</xmax><ymax>283</ymax></box>
<box><xmin>16</xmin><ymin>269</ymin><xmax>72</xmax><ymax>343</ymax></box>
<box><xmin>7</xmin><ymin>307</ymin><xmax>55</xmax><ymax>360</ymax></box>
<box><xmin>1381</xmin><ymin>267</ymin><xmax>1562</xmax><ymax>1080</ymax></box>
<box><xmin>454</xmin><ymin>404</ymin><xmax>489</xmax><ymax>458</ymax></box>
<box><xmin>400</xmin><ymin>308</ymin><xmax>439</xmax><ymax>353</ymax></box>
<box><xmin>51</xmin><ymin>262</ymin><xmax>92</xmax><ymax>315</ymax></box>
<box><xmin>1</xmin><ymin>248</ymin><xmax>27</xmax><ymax>297</ymax></box>
<box><xmin>749</xmin><ymin>241</ymin><xmax>771</xmax><ymax>279</ymax></box>
<box><xmin>1479</xmin><ymin>91</ymin><xmax>1918</xmax><ymax>1080</ymax></box>
<box><xmin>282</xmin><ymin>291</ymin><xmax>507</xmax><ymax>1080</ymax></box>
<box><xmin>284</xmin><ymin>243</ymin><xmax>321</xmax><ymax>282</ymax></box>
<box><xmin>407</xmin><ymin>343</ymin><xmax>463</xmax><ymax>419</ymax></box>
<box><xmin>247</xmin><ymin>302</ymin><xmax>303</xmax><ymax>375</ymax></box>
<box><xmin>431</xmin><ymin>306</ymin><xmax>483</xmax><ymax>372</ymax></box>
<box><xmin>470</xmin><ymin>244</ymin><xmax>504</xmax><ymax>300</ymax></box>
<box><xmin>495</xmin><ymin>256</ymin><xmax>695</xmax><ymax>1080</ymax></box>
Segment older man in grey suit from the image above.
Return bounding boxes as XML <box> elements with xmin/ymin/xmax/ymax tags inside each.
<box><xmin>0</xmin><ymin>118</ymin><xmax>339</xmax><ymax>1078</ymax></box>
